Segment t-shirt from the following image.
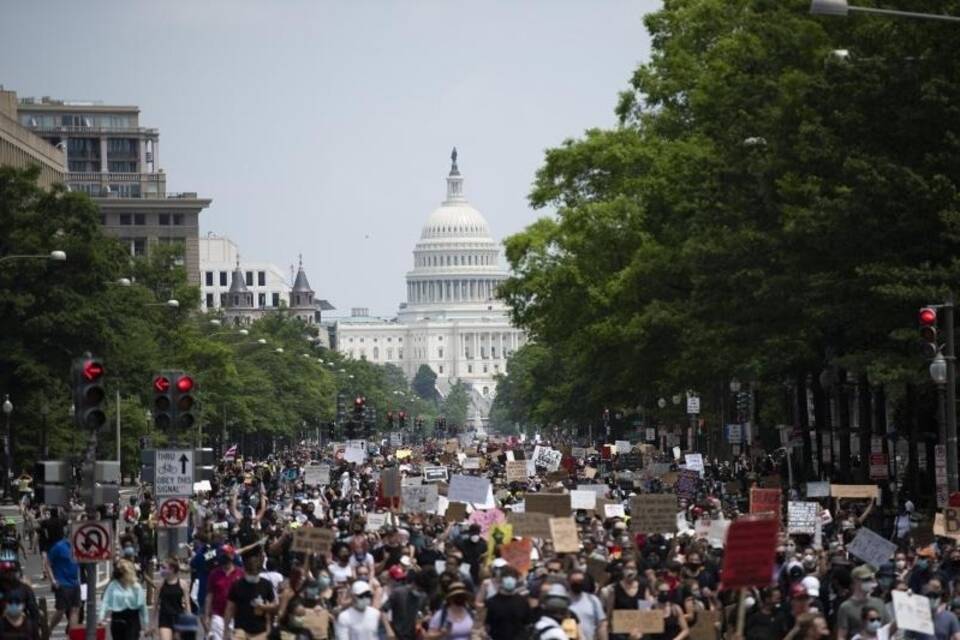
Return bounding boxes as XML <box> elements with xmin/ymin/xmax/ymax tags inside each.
<box><xmin>428</xmin><ymin>607</ymin><xmax>474</xmax><ymax>640</ymax></box>
<box><xmin>335</xmin><ymin>606</ymin><xmax>382</xmax><ymax>640</ymax></box>
<box><xmin>227</xmin><ymin>576</ymin><xmax>275</xmax><ymax>635</ymax></box>
<box><xmin>836</xmin><ymin>596</ymin><xmax>889</xmax><ymax>637</ymax></box>
<box><xmin>46</xmin><ymin>539</ymin><xmax>79</xmax><ymax>588</ymax></box>
<box><xmin>568</xmin><ymin>593</ymin><xmax>605</xmax><ymax>640</ymax></box>
<box><xmin>206</xmin><ymin>566</ymin><xmax>242</xmax><ymax>617</ymax></box>
<box><xmin>486</xmin><ymin>593</ymin><xmax>534</xmax><ymax>640</ymax></box>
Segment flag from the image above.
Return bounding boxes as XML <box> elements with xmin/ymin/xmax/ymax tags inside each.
<box><xmin>223</xmin><ymin>444</ymin><xmax>238</xmax><ymax>461</ymax></box>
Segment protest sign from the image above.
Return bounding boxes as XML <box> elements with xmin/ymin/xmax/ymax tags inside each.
<box><xmin>571</xmin><ymin>447</ymin><xmax>587</xmax><ymax>459</ymax></box>
<box><xmin>583</xmin><ymin>466</ymin><xmax>598</xmax><ymax>479</ymax></box>
<box><xmin>344</xmin><ymin>441</ymin><xmax>366</xmax><ymax>464</ymax></box>
<box><xmin>830</xmin><ymin>484</ymin><xmax>879</xmax><ymax>499</ymax></box>
<box><xmin>806</xmin><ymin>481</ymin><xmax>830</xmax><ymax>498</ymax></box>
<box><xmin>401</xmin><ymin>483</ymin><xmax>439</xmax><ymax>514</ymax></box>
<box><xmin>469</xmin><ymin>508</ymin><xmax>506</xmax><ymax>536</ymax></box>
<box><xmin>382</xmin><ymin>468</ymin><xmax>401</xmax><ymax>498</ymax></box>
<box><xmin>661</xmin><ymin>472</ymin><xmax>678</xmax><ymax>487</ymax></box>
<box><xmin>604</xmin><ymin>503</ymin><xmax>626</xmax><ymax>519</ymax></box>
<box><xmin>448</xmin><ymin>474</ymin><xmax>491</xmax><ymax>504</ymax></box>
<box><xmin>506</xmin><ymin>460</ymin><xmax>529</xmax><ymax>483</ymax></box>
<box><xmin>788</xmin><ymin>501</ymin><xmax>818</xmax><ymax>535</ymax></box>
<box><xmin>570</xmin><ymin>490</ymin><xmax>597</xmax><ymax>511</ymax></box>
<box><xmin>292</xmin><ymin>527</ymin><xmax>335</xmax><ymax>554</ymax></box>
<box><xmin>445</xmin><ymin>502</ymin><xmax>468</xmax><ymax>523</ymax></box>
<box><xmin>749</xmin><ymin>488</ymin><xmax>782</xmax><ymax>518</ymax></box>
<box><xmin>423</xmin><ymin>466</ymin><xmax>448</xmax><ymax>483</ymax></box>
<box><xmin>525</xmin><ymin>493</ymin><xmax>572</xmax><ymax>517</ymax></box>
<box><xmin>675</xmin><ymin>469</ymin><xmax>699</xmax><ymax>499</ymax></box>
<box><xmin>707</xmin><ymin>518</ymin><xmax>730</xmax><ymax>548</ymax></box>
<box><xmin>549</xmin><ymin>517</ymin><xmax>580</xmax><ymax>553</ymax></box>
<box><xmin>303</xmin><ymin>464</ymin><xmax>330</xmax><ymax>487</ymax></box>
<box><xmin>462</xmin><ymin>457</ymin><xmax>481</xmax><ymax>470</ymax></box>
<box><xmin>499</xmin><ymin>538</ymin><xmax>533</xmax><ymax>575</ymax></box>
<box><xmin>533</xmin><ymin>446</ymin><xmax>563</xmax><ymax>472</ymax></box>
<box><xmin>577</xmin><ymin>484</ymin><xmax>608</xmax><ymax>498</ymax></box>
<box><xmin>302</xmin><ymin>609</ymin><xmax>331</xmax><ymax>640</ymax></box>
<box><xmin>689</xmin><ymin>610</ymin><xmax>720</xmax><ymax>640</ymax></box>
<box><xmin>507</xmin><ymin>512</ymin><xmax>552</xmax><ymax>538</ymax></box>
<box><xmin>630</xmin><ymin>495</ymin><xmax>678</xmax><ymax>534</ymax></box>
<box><xmin>892</xmin><ymin>590</ymin><xmax>934</xmax><ymax>635</ymax></box>
<box><xmin>720</xmin><ymin>515</ymin><xmax>779</xmax><ymax>589</ymax></box>
<box><xmin>615</xmin><ymin>440</ymin><xmax>632</xmax><ymax>454</ymax></box>
<box><xmin>365</xmin><ymin>512</ymin><xmax>390</xmax><ymax>532</ymax></box>
<box><xmin>848</xmin><ymin>527</ymin><xmax>897</xmax><ymax>569</ymax></box>
<box><xmin>612</xmin><ymin>611</ymin><xmax>664</xmax><ymax>635</ymax></box>
<box><xmin>684</xmin><ymin>453</ymin><xmax>705</xmax><ymax>476</ymax></box>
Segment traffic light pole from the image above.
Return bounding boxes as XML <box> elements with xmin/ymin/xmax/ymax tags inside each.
<box><xmin>83</xmin><ymin>430</ymin><xmax>99</xmax><ymax>640</ymax></box>
<box><xmin>946</xmin><ymin>296</ymin><xmax>958</xmax><ymax>493</ymax></box>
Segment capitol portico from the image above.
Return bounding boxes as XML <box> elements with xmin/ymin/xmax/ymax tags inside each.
<box><xmin>334</xmin><ymin>150</ymin><xmax>526</xmax><ymax>427</ymax></box>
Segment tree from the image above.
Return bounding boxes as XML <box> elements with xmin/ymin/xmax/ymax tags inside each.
<box><xmin>442</xmin><ymin>380</ymin><xmax>470</xmax><ymax>427</ymax></box>
<box><xmin>412</xmin><ymin>365</ymin><xmax>438</xmax><ymax>402</ymax></box>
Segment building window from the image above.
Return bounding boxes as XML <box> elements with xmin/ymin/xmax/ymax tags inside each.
<box><xmin>173</xmin><ymin>214</ymin><xmax>184</xmax><ymax>225</ymax></box>
<box><xmin>439</xmin><ymin>366</ymin><xmax>444</xmax><ymax>374</ymax></box>
<box><xmin>482</xmin><ymin>386</ymin><xmax>489</xmax><ymax>396</ymax></box>
<box><xmin>360</xmin><ymin>350</ymin><xmax>366</xmax><ymax>360</ymax></box>
<box><xmin>205</xmin><ymin>271</ymin><xmax>213</xmax><ymax>286</ymax></box>
<box><xmin>119</xmin><ymin>213</ymin><xmax>131</xmax><ymax>225</ymax></box>
<box><xmin>398</xmin><ymin>337</ymin><xmax>402</xmax><ymax>343</ymax></box>
<box><xmin>258</xmin><ymin>271</ymin><xmax>266</xmax><ymax>286</ymax></box>
<box><xmin>132</xmin><ymin>238</ymin><xmax>146</xmax><ymax>257</ymax></box>
<box><xmin>468</xmin><ymin>365</ymin><xmax>473</xmax><ymax>373</ymax></box>
<box><xmin>438</xmin><ymin>348</ymin><xmax>443</xmax><ymax>358</ymax></box>
<box><xmin>491</xmin><ymin>347</ymin><xmax>496</xmax><ymax>358</ymax></box>
<box><xmin>272</xmin><ymin>292</ymin><xmax>280</xmax><ymax>307</ymax></box>
<box><xmin>134</xmin><ymin>213</ymin><xmax>145</xmax><ymax>225</ymax></box>
<box><xmin>373</xmin><ymin>347</ymin><xmax>379</xmax><ymax>360</ymax></box>
<box><xmin>220</xmin><ymin>293</ymin><xmax>227</xmax><ymax>307</ymax></box>
<box><xmin>220</xmin><ymin>271</ymin><xmax>228</xmax><ymax>286</ymax></box>
<box><xmin>205</xmin><ymin>293</ymin><xmax>214</xmax><ymax>308</ymax></box>
<box><xmin>387</xmin><ymin>348</ymin><xmax>393</xmax><ymax>360</ymax></box>
<box><xmin>158</xmin><ymin>213</ymin><xmax>170</xmax><ymax>225</ymax></box>
<box><xmin>258</xmin><ymin>293</ymin><xmax>266</xmax><ymax>307</ymax></box>
<box><xmin>245</xmin><ymin>272</ymin><xmax>253</xmax><ymax>286</ymax></box>
<box><xmin>360</xmin><ymin>338</ymin><xmax>364</xmax><ymax>343</ymax></box>
<box><xmin>483</xmin><ymin>365</ymin><xmax>488</xmax><ymax>373</ymax></box>
<box><xmin>398</xmin><ymin>348</ymin><xmax>403</xmax><ymax>359</ymax></box>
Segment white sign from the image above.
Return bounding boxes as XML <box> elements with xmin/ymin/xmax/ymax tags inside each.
<box><xmin>892</xmin><ymin>590</ymin><xmax>934</xmax><ymax>635</ymax></box>
<box><xmin>707</xmin><ymin>518</ymin><xmax>729</xmax><ymax>548</ymax></box>
<box><xmin>604</xmin><ymin>503</ymin><xmax>626</xmax><ymax>519</ymax></box>
<box><xmin>645</xmin><ymin>428</ymin><xmax>657</xmax><ymax>442</ymax></box>
<box><xmin>806</xmin><ymin>481</ymin><xmax>830</xmax><ymax>498</ymax></box>
<box><xmin>423</xmin><ymin>466</ymin><xmax>448</xmax><ymax>482</ymax></box>
<box><xmin>155</xmin><ymin>449</ymin><xmax>194</xmax><ymax>497</ymax></box>
<box><xmin>345</xmin><ymin>440</ymin><xmax>367</xmax><ymax>464</ymax></box>
<box><xmin>848</xmin><ymin>527</ymin><xmax>897</xmax><ymax>569</ymax></box>
<box><xmin>570</xmin><ymin>490</ymin><xmax>597</xmax><ymax>510</ymax></box>
<box><xmin>448</xmin><ymin>474</ymin><xmax>491</xmax><ymax>505</ymax></box>
<box><xmin>687</xmin><ymin>396</ymin><xmax>700</xmax><ymax>414</ymax></box>
<box><xmin>303</xmin><ymin>464</ymin><xmax>331</xmax><ymax>486</ymax></box>
<box><xmin>787</xmin><ymin>501</ymin><xmax>818</xmax><ymax>535</ymax></box>
<box><xmin>462</xmin><ymin>457</ymin><xmax>481</xmax><ymax>470</ymax></box>
<box><xmin>532</xmin><ymin>446</ymin><xmax>562</xmax><ymax>472</ymax></box>
<box><xmin>684</xmin><ymin>454</ymin><xmax>705</xmax><ymax>476</ymax></box>
<box><xmin>402</xmin><ymin>483</ymin><xmax>439</xmax><ymax>514</ymax></box>
<box><xmin>366</xmin><ymin>512</ymin><xmax>390</xmax><ymax>532</ymax></box>
<box><xmin>390</xmin><ymin>432</ymin><xmax>402</xmax><ymax>447</ymax></box>
<box><xmin>726</xmin><ymin>424</ymin><xmax>742</xmax><ymax>443</ymax></box>
<box><xmin>615</xmin><ymin>440</ymin><xmax>632</xmax><ymax>455</ymax></box>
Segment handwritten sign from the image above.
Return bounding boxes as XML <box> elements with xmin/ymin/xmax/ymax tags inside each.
<box><xmin>303</xmin><ymin>464</ymin><xmax>330</xmax><ymax>486</ymax></box>
<box><xmin>570</xmin><ymin>490</ymin><xmax>597</xmax><ymax>510</ymax></box>
<box><xmin>423</xmin><ymin>466</ymin><xmax>448</xmax><ymax>483</ymax></box>
<box><xmin>462</xmin><ymin>457</ymin><xmax>481</xmax><ymax>470</ymax></box>
<box><xmin>750</xmin><ymin>488</ymin><xmax>781</xmax><ymax>518</ymax></box>
<box><xmin>675</xmin><ymin>469</ymin><xmax>699</xmax><ymax>499</ymax></box>
<box><xmin>525</xmin><ymin>493</ymin><xmax>572</xmax><ymax>517</ymax></box>
<box><xmin>806</xmin><ymin>481</ymin><xmax>830</xmax><ymax>498</ymax></box>
<box><xmin>508</xmin><ymin>512</ymin><xmax>552</xmax><ymax>538</ymax></box>
<box><xmin>720</xmin><ymin>515</ymin><xmax>779</xmax><ymax>590</ymax></box>
<box><xmin>684</xmin><ymin>453</ymin><xmax>705</xmax><ymax>476</ymax></box>
<box><xmin>506</xmin><ymin>460</ymin><xmax>529</xmax><ymax>483</ymax></box>
<box><xmin>630</xmin><ymin>495</ymin><xmax>678</xmax><ymax>534</ymax></box>
<box><xmin>788</xmin><ymin>501</ymin><xmax>818</xmax><ymax>535</ymax></box>
<box><xmin>448</xmin><ymin>474</ymin><xmax>491</xmax><ymax>504</ymax></box>
<box><xmin>365</xmin><ymin>512</ymin><xmax>389</xmax><ymax>532</ymax></box>
<box><xmin>612</xmin><ymin>610</ymin><xmax>664</xmax><ymax>635</ymax></box>
<box><xmin>848</xmin><ymin>527</ymin><xmax>896</xmax><ymax>569</ymax></box>
<box><xmin>892</xmin><ymin>590</ymin><xmax>934</xmax><ymax>635</ymax></box>
<box><xmin>499</xmin><ymin>538</ymin><xmax>533</xmax><ymax>575</ymax></box>
<box><xmin>830</xmin><ymin>484</ymin><xmax>879</xmax><ymax>499</ymax></box>
<box><xmin>549</xmin><ymin>517</ymin><xmax>580</xmax><ymax>553</ymax></box>
<box><xmin>533</xmin><ymin>446</ymin><xmax>563</xmax><ymax>472</ymax></box>
<box><xmin>469</xmin><ymin>508</ymin><xmax>506</xmax><ymax>536</ymax></box>
<box><xmin>445</xmin><ymin>502</ymin><xmax>468</xmax><ymax>523</ymax></box>
<box><xmin>604</xmin><ymin>503</ymin><xmax>626</xmax><ymax>519</ymax></box>
<box><xmin>292</xmin><ymin>527</ymin><xmax>335</xmax><ymax>554</ymax></box>
<box><xmin>401</xmin><ymin>483</ymin><xmax>439</xmax><ymax>514</ymax></box>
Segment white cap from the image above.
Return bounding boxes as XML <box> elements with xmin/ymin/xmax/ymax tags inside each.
<box><xmin>802</xmin><ymin>576</ymin><xmax>820</xmax><ymax>598</ymax></box>
<box><xmin>351</xmin><ymin>581</ymin><xmax>372</xmax><ymax>596</ymax></box>
<box><xmin>492</xmin><ymin>558</ymin><xmax>508</xmax><ymax>568</ymax></box>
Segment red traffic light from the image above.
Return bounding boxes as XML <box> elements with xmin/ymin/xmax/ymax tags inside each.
<box><xmin>399</xmin><ymin>411</ymin><xmax>406</xmax><ymax>419</ymax></box>
<box><xmin>355</xmin><ymin>396</ymin><xmax>364</xmax><ymax>406</ymax></box>
<box><xmin>920</xmin><ymin>307</ymin><xmax>938</xmax><ymax>326</ymax></box>
<box><xmin>153</xmin><ymin>376</ymin><xmax>170</xmax><ymax>393</ymax></box>
<box><xmin>82</xmin><ymin>360</ymin><xmax>104</xmax><ymax>381</ymax></box>
<box><xmin>176</xmin><ymin>375</ymin><xmax>194</xmax><ymax>393</ymax></box>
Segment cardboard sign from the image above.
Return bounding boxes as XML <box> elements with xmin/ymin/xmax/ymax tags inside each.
<box><xmin>630</xmin><ymin>495</ymin><xmax>678</xmax><ymax>534</ymax></box>
<box><xmin>942</xmin><ymin>508</ymin><xmax>960</xmax><ymax>539</ymax></box>
<box><xmin>382</xmin><ymin>468</ymin><xmax>401</xmax><ymax>498</ymax></box>
<box><xmin>302</xmin><ymin>608</ymin><xmax>330</xmax><ymax>639</ymax></box>
<box><xmin>848</xmin><ymin>527</ymin><xmax>897</xmax><ymax>569</ymax></box>
<box><xmin>524</xmin><ymin>493</ymin><xmax>572</xmax><ymax>517</ymax></box>
<box><xmin>506</xmin><ymin>460</ymin><xmax>529</xmax><ymax>483</ymax></box>
<box><xmin>806</xmin><ymin>481</ymin><xmax>830</xmax><ymax>498</ymax></box>
<box><xmin>303</xmin><ymin>464</ymin><xmax>330</xmax><ymax>486</ymax></box>
<box><xmin>583</xmin><ymin>466</ymin><xmax>598</xmax><ymax>479</ymax></box>
<box><xmin>448</xmin><ymin>474</ymin><xmax>491</xmax><ymax>504</ymax></box>
<box><xmin>750</xmin><ymin>488</ymin><xmax>781</xmax><ymax>517</ymax></box>
<box><xmin>570</xmin><ymin>489</ymin><xmax>597</xmax><ymax>510</ymax></box>
<box><xmin>892</xmin><ymin>590</ymin><xmax>934</xmax><ymax>635</ymax></box>
<box><xmin>401</xmin><ymin>483</ymin><xmax>439</xmax><ymax>514</ymax></box>
<box><xmin>423</xmin><ymin>466</ymin><xmax>448</xmax><ymax>483</ymax></box>
<box><xmin>720</xmin><ymin>515</ymin><xmax>779</xmax><ymax>590</ymax></box>
<box><xmin>604</xmin><ymin>503</ymin><xmax>626</xmax><ymax>519</ymax></box>
<box><xmin>292</xmin><ymin>527</ymin><xmax>335</xmax><ymax>554</ymax></box>
<box><xmin>549</xmin><ymin>516</ymin><xmax>580</xmax><ymax>553</ymax></box>
<box><xmin>675</xmin><ymin>469</ymin><xmax>699</xmax><ymax>499</ymax></box>
<box><xmin>366</xmin><ymin>512</ymin><xmax>389</xmax><ymax>532</ymax></box>
<box><xmin>830</xmin><ymin>484</ymin><xmax>879</xmax><ymax>499</ymax></box>
<box><xmin>787</xmin><ymin>501</ymin><xmax>818</xmax><ymax>535</ymax></box>
<box><xmin>508</xmin><ymin>512</ymin><xmax>552</xmax><ymax>538</ymax></box>
<box><xmin>684</xmin><ymin>453</ymin><xmax>705</xmax><ymax>476</ymax></box>
<box><xmin>612</xmin><ymin>610</ymin><xmax>664</xmax><ymax>635</ymax></box>
<box><xmin>499</xmin><ymin>538</ymin><xmax>533</xmax><ymax>575</ymax></box>
<box><xmin>445</xmin><ymin>502</ymin><xmax>468</xmax><ymax>523</ymax></box>
<box><xmin>688</xmin><ymin>610</ymin><xmax>720</xmax><ymax>640</ymax></box>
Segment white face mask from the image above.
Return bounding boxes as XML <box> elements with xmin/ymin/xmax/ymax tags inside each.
<box><xmin>470</xmin><ymin>535</ymin><xmax>480</xmax><ymax>543</ymax></box>
<box><xmin>355</xmin><ymin>596</ymin><xmax>372</xmax><ymax>611</ymax></box>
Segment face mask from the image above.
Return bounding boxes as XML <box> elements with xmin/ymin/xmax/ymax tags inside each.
<box><xmin>501</xmin><ymin>576</ymin><xmax>517</xmax><ymax>592</ymax></box>
<box><xmin>917</xmin><ymin>559</ymin><xmax>929</xmax><ymax>570</ymax></box>
<box><xmin>929</xmin><ymin>593</ymin><xmax>942</xmax><ymax>610</ymax></box>
<box><xmin>570</xmin><ymin>582</ymin><xmax>584</xmax><ymax>594</ymax></box>
<box><xmin>861</xmin><ymin>581</ymin><xmax>877</xmax><ymax>593</ymax></box>
<box><xmin>5</xmin><ymin>603</ymin><xmax>23</xmax><ymax>617</ymax></box>
<box><xmin>895</xmin><ymin>560</ymin><xmax>906</xmax><ymax>569</ymax></box>
<box><xmin>470</xmin><ymin>535</ymin><xmax>480</xmax><ymax>543</ymax></box>
<box><xmin>318</xmin><ymin>577</ymin><xmax>331</xmax><ymax>589</ymax></box>
<box><xmin>355</xmin><ymin>597</ymin><xmax>371</xmax><ymax>611</ymax></box>
<box><xmin>245</xmin><ymin>574</ymin><xmax>260</xmax><ymax>584</ymax></box>
<box><xmin>744</xmin><ymin>596</ymin><xmax>756</xmax><ymax>609</ymax></box>
<box><xmin>123</xmin><ymin>546</ymin><xmax>135</xmax><ymax>556</ymax></box>
<box><xmin>865</xmin><ymin>620</ymin><xmax>882</xmax><ymax>633</ymax></box>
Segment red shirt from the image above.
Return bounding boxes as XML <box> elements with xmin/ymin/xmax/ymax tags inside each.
<box><xmin>207</xmin><ymin>565</ymin><xmax>242</xmax><ymax>616</ymax></box>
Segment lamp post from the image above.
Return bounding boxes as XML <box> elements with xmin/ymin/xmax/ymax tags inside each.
<box><xmin>810</xmin><ymin>0</ymin><xmax>960</xmax><ymax>21</ymax></box>
<box><xmin>0</xmin><ymin>250</ymin><xmax>67</xmax><ymax>264</ymax></box>
<box><xmin>2</xmin><ymin>395</ymin><xmax>12</xmax><ymax>500</ymax></box>
<box><xmin>40</xmin><ymin>400</ymin><xmax>50</xmax><ymax>459</ymax></box>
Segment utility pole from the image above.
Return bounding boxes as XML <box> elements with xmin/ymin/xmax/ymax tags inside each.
<box><xmin>946</xmin><ymin>295</ymin><xmax>958</xmax><ymax>492</ymax></box>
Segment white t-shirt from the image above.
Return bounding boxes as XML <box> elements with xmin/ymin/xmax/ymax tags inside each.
<box><xmin>260</xmin><ymin>571</ymin><xmax>284</xmax><ymax>598</ymax></box>
<box><xmin>329</xmin><ymin>562</ymin><xmax>353</xmax><ymax>585</ymax></box>
<box><xmin>335</xmin><ymin>605</ymin><xmax>381</xmax><ymax>640</ymax></box>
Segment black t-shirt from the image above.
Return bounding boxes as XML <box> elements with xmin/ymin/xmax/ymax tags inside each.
<box><xmin>40</xmin><ymin>518</ymin><xmax>65</xmax><ymax>553</ymax></box>
<box><xmin>228</xmin><ymin>576</ymin><xmax>275</xmax><ymax>634</ymax></box>
<box><xmin>744</xmin><ymin>609</ymin><xmax>790</xmax><ymax>640</ymax></box>
<box><xmin>485</xmin><ymin>593</ymin><xmax>533</xmax><ymax>640</ymax></box>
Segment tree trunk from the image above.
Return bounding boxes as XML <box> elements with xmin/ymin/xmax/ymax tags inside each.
<box><xmin>838</xmin><ymin>370</ymin><xmax>851</xmax><ymax>483</ymax></box>
<box><xmin>859</xmin><ymin>374</ymin><xmax>873</xmax><ymax>483</ymax></box>
<box><xmin>797</xmin><ymin>372</ymin><xmax>813</xmax><ymax>481</ymax></box>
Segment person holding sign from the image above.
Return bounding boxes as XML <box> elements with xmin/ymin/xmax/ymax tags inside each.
<box><xmin>643</xmin><ymin>582</ymin><xmax>689</xmax><ymax>640</ymax></box>
<box><xmin>835</xmin><ymin>566</ymin><xmax>890</xmax><ymax>640</ymax></box>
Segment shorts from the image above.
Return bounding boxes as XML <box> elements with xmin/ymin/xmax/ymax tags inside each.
<box><xmin>54</xmin><ymin>585</ymin><xmax>81</xmax><ymax>612</ymax></box>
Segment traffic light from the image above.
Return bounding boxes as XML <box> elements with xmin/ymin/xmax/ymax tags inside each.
<box><xmin>325</xmin><ymin>422</ymin><xmax>335</xmax><ymax>440</ymax></box>
<box><xmin>172</xmin><ymin>373</ymin><xmax>197</xmax><ymax>429</ymax></box>
<box><xmin>152</xmin><ymin>373</ymin><xmax>174</xmax><ymax>430</ymax></box>
<box><xmin>920</xmin><ymin>306</ymin><xmax>940</xmax><ymax>359</ymax></box>
<box><xmin>336</xmin><ymin>392</ymin><xmax>347</xmax><ymax>423</ymax></box>
<box><xmin>72</xmin><ymin>356</ymin><xmax>106</xmax><ymax>430</ymax></box>
<box><xmin>353</xmin><ymin>396</ymin><xmax>365</xmax><ymax>422</ymax></box>
<box><xmin>386</xmin><ymin>411</ymin><xmax>394</xmax><ymax>428</ymax></box>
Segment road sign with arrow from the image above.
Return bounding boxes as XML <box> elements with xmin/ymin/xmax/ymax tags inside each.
<box><xmin>71</xmin><ymin>521</ymin><xmax>113</xmax><ymax>562</ymax></box>
<box><xmin>155</xmin><ymin>449</ymin><xmax>194</xmax><ymax>496</ymax></box>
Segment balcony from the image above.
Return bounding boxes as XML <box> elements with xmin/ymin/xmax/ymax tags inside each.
<box><xmin>26</xmin><ymin>124</ymin><xmax>159</xmax><ymax>137</ymax></box>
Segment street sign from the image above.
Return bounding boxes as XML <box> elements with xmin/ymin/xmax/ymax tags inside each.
<box><xmin>157</xmin><ymin>497</ymin><xmax>190</xmax><ymax>528</ymax></box>
<box><xmin>71</xmin><ymin>521</ymin><xmax>113</xmax><ymax>562</ymax></box>
<box><xmin>687</xmin><ymin>396</ymin><xmax>700</xmax><ymax>414</ymax></box>
<box><xmin>155</xmin><ymin>449</ymin><xmax>194</xmax><ymax>496</ymax></box>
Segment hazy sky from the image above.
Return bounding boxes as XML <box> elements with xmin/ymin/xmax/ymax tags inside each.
<box><xmin>1</xmin><ymin>0</ymin><xmax>659</xmax><ymax>316</ymax></box>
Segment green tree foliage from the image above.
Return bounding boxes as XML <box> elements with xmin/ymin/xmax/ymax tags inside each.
<box><xmin>412</xmin><ymin>364</ymin><xmax>438</xmax><ymax>401</ymax></box>
<box><xmin>441</xmin><ymin>379</ymin><xmax>470</xmax><ymax>427</ymax></box>
<box><xmin>500</xmin><ymin>0</ymin><xmax>960</xmax><ymax>424</ymax></box>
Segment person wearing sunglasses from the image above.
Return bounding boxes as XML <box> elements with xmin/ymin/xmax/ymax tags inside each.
<box><xmin>849</xmin><ymin>606</ymin><xmax>895</xmax><ymax>640</ymax></box>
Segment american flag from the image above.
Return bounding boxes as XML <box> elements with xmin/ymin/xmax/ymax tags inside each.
<box><xmin>223</xmin><ymin>444</ymin><xmax>238</xmax><ymax>461</ymax></box>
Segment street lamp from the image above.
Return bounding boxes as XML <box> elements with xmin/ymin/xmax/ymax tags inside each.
<box><xmin>729</xmin><ymin>378</ymin><xmax>742</xmax><ymax>393</ymax></box>
<box><xmin>931</xmin><ymin>353</ymin><xmax>948</xmax><ymax>385</ymax></box>
<box><xmin>810</xmin><ymin>0</ymin><xmax>960</xmax><ymax>21</ymax></box>
<box><xmin>146</xmin><ymin>299</ymin><xmax>180</xmax><ymax>309</ymax></box>
<box><xmin>657</xmin><ymin>397</ymin><xmax>667</xmax><ymax>409</ymax></box>
<box><xmin>0</xmin><ymin>250</ymin><xmax>67</xmax><ymax>263</ymax></box>
<box><xmin>672</xmin><ymin>394</ymin><xmax>682</xmax><ymax>406</ymax></box>
<box><xmin>2</xmin><ymin>395</ymin><xmax>11</xmax><ymax>500</ymax></box>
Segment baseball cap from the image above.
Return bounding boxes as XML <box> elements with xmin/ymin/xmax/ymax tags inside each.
<box><xmin>851</xmin><ymin>565</ymin><xmax>875</xmax><ymax>581</ymax></box>
<box><xmin>351</xmin><ymin>580</ymin><xmax>373</xmax><ymax>597</ymax></box>
<box><xmin>388</xmin><ymin>565</ymin><xmax>407</xmax><ymax>581</ymax></box>
<box><xmin>802</xmin><ymin>576</ymin><xmax>820</xmax><ymax>598</ymax></box>
<box><xmin>492</xmin><ymin>558</ymin><xmax>508</xmax><ymax>569</ymax></box>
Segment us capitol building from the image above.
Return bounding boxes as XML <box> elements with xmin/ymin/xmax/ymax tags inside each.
<box><xmin>334</xmin><ymin>150</ymin><xmax>526</xmax><ymax>428</ymax></box>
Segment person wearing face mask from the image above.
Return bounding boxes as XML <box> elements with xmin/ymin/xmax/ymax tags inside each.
<box><xmin>744</xmin><ymin>586</ymin><xmax>790</xmax><ymax>640</ymax></box>
<box><xmin>835</xmin><ymin>566</ymin><xmax>890</xmax><ymax>640</ymax></box>
<box><xmin>0</xmin><ymin>595</ymin><xmax>40</xmax><ymax>640</ymax></box>
<box><xmin>336</xmin><ymin>580</ymin><xmax>394</xmax><ymax>640</ymax></box>
<box><xmin>456</xmin><ymin>524</ymin><xmax>487</xmax><ymax>583</ymax></box>
<box><xmin>427</xmin><ymin>582</ymin><xmax>474</xmax><ymax>640</ymax></box>
<box><xmin>485</xmin><ymin>566</ymin><xmax>533</xmax><ymax>640</ymax></box>
<box><xmin>646</xmin><ymin>581</ymin><xmax>688</xmax><ymax>640</ymax></box>
<box><xmin>568</xmin><ymin>569</ymin><xmax>608</xmax><ymax>640</ymax></box>
<box><xmin>204</xmin><ymin>547</ymin><xmax>242</xmax><ymax>640</ymax></box>
<box><xmin>911</xmin><ymin>548</ymin><xmax>937</xmax><ymax>594</ymax></box>
<box><xmin>850</xmin><ymin>606</ymin><xmax>896</xmax><ymax>640</ymax></box>
<box><xmin>330</xmin><ymin>542</ymin><xmax>356</xmax><ymax>586</ymax></box>
<box><xmin>912</xmin><ymin>578</ymin><xmax>960</xmax><ymax>640</ymax></box>
<box><xmin>602</xmin><ymin>559</ymin><xmax>651</xmax><ymax>624</ymax></box>
<box><xmin>382</xmin><ymin>567</ymin><xmax>428</xmax><ymax>640</ymax></box>
<box><xmin>223</xmin><ymin>551</ymin><xmax>277</xmax><ymax>640</ymax></box>
<box><xmin>157</xmin><ymin>558</ymin><xmax>191</xmax><ymax>640</ymax></box>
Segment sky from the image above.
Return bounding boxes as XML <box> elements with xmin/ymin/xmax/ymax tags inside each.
<box><xmin>0</xmin><ymin>0</ymin><xmax>660</xmax><ymax>317</ymax></box>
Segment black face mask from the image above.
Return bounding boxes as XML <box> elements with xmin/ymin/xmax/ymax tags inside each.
<box><xmin>570</xmin><ymin>582</ymin><xmax>584</xmax><ymax>594</ymax></box>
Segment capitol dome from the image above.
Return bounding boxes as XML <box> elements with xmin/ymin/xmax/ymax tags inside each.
<box><xmin>419</xmin><ymin>148</ymin><xmax>492</xmax><ymax>241</ymax></box>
